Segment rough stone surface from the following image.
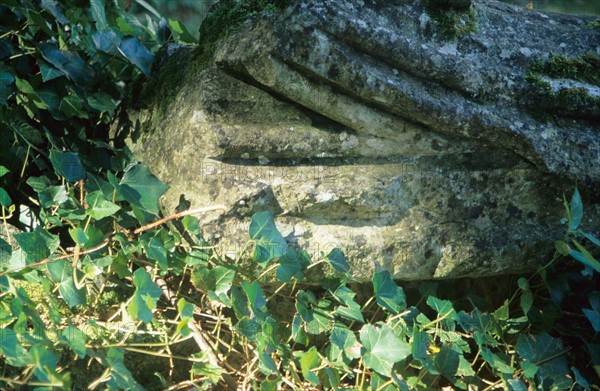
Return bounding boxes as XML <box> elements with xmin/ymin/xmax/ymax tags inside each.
<box><xmin>115</xmin><ymin>0</ymin><xmax>600</xmax><ymax>281</ymax></box>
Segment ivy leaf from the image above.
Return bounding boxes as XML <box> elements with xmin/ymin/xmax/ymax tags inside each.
<box><xmin>38</xmin><ymin>43</ymin><xmax>94</xmax><ymax>86</ymax></box>
<box><xmin>277</xmin><ymin>247</ymin><xmax>309</xmax><ymax>282</ymax></box>
<box><xmin>118</xmin><ymin>36</ymin><xmax>154</xmax><ymax>76</ymax></box>
<box><xmin>85</xmin><ymin>191</ymin><xmax>120</xmax><ymax>220</ymax></box>
<box><xmin>433</xmin><ymin>344</ymin><xmax>460</xmax><ymax>380</ymax></box>
<box><xmin>207</xmin><ymin>266</ymin><xmax>235</xmax><ymax>305</ymax></box>
<box><xmin>168</xmin><ymin>19</ymin><xmax>197</xmax><ymax>43</ymax></box>
<box><xmin>0</xmin><ymin>165</ymin><xmax>9</xmax><ymax>177</ymax></box>
<box><xmin>30</xmin><ymin>345</ymin><xmax>60</xmax><ymax>382</ymax></box>
<box><xmin>59</xmin><ymin>95</ymin><xmax>89</xmax><ymax>118</ymax></box>
<box><xmin>258</xmin><ymin>351</ymin><xmax>279</xmax><ymax>375</ymax></box>
<box><xmin>360</xmin><ymin>323</ymin><xmax>410</xmax><ymax>376</ymax></box>
<box><xmin>49</xmin><ymin>150</ymin><xmax>86</xmax><ymax>182</ymax></box>
<box><xmin>0</xmin><ymin>70</ymin><xmax>15</xmax><ymax>105</ymax></box>
<box><xmin>92</xmin><ymin>30</ymin><xmax>121</xmax><ymax>55</ymax></box>
<box><xmin>325</xmin><ymin>247</ymin><xmax>349</xmax><ymax>273</ymax></box>
<box><xmin>106</xmin><ymin>348</ymin><xmax>143</xmax><ymax>390</ymax></box>
<box><xmin>0</xmin><ymin>237</ymin><xmax>11</xmax><ymax>265</ymax></box>
<box><xmin>0</xmin><ymin>188</ymin><xmax>11</xmax><ymax>207</ymax></box>
<box><xmin>427</xmin><ymin>295</ymin><xmax>457</xmax><ymax>321</ymax></box>
<box><xmin>177</xmin><ymin>298</ymin><xmax>195</xmax><ymax>319</ymax></box>
<box><xmin>249</xmin><ymin>211</ymin><xmax>287</xmax><ymax>265</ymax></box>
<box><xmin>300</xmin><ymin>347</ymin><xmax>321</xmax><ymax>386</ymax></box>
<box><xmin>480</xmin><ymin>347</ymin><xmax>514</xmax><ymax>374</ymax></box>
<box><xmin>335</xmin><ymin>300</ymin><xmax>364</xmax><ymax>323</ymax></box>
<box><xmin>582</xmin><ymin>292</ymin><xmax>600</xmax><ymax>332</ymax></box>
<box><xmin>60</xmin><ymin>325</ymin><xmax>87</xmax><ymax>358</ymax></box>
<box><xmin>87</xmin><ymin>92</ymin><xmax>117</xmax><ymax>112</ymax></box>
<box><xmin>0</xmin><ymin>328</ymin><xmax>31</xmax><ymax>366</ymax></box>
<box><xmin>516</xmin><ymin>332</ymin><xmax>571</xmax><ymax>389</ymax></box>
<box><xmin>411</xmin><ymin>326</ymin><xmax>429</xmax><ymax>361</ymax></box>
<box><xmin>141</xmin><ymin>234</ymin><xmax>167</xmax><ymax>270</ymax></box>
<box><xmin>191</xmin><ymin>352</ymin><xmax>222</xmax><ymax>384</ymax></box>
<box><xmin>242</xmin><ymin>281</ymin><xmax>267</xmax><ymax>314</ymax></box>
<box><xmin>39</xmin><ymin>61</ymin><xmax>64</xmax><ymax>82</ymax></box>
<box><xmin>296</xmin><ymin>290</ymin><xmax>332</xmax><ymax>335</ymax></box>
<box><xmin>90</xmin><ymin>0</ymin><xmax>107</xmax><ymax>30</ymax></box>
<box><xmin>330</xmin><ymin>327</ymin><xmax>362</xmax><ymax>360</ymax></box>
<box><xmin>570</xmin><ymin>188</ymin><xmax>583</xmax><ymax>231</ymax></box>
<box><xmin>41</xmin><ymin>0</ymin><xmax>68</xmax><ymax>24</ymax></box>
<box><xmin>59</xmin><ymin>277</ymin><xmax>86</xmax><ymax>307</ymax></box>
<box><xmin>38</xmin><ymin>185</ymin><xmax>68</xmax><ymax>208</ymax></box>
<box><xmin>118</xmin><ymin>163</ymin><xmax>168</xmax><ymax>215</ymax></box>
<box><xmin>47</xmin><ymin>260</ymin><xmax>71</xmax><ymax>283</ymax></box>
<box><xmin>14</xmin><ymin>226</ymin><xmax>60</xmax><ymax>263</ymax></box>
<box><xmin>373</xmin><ymin>270</ymin><xmax>406</xmax><ymax>314</ymax></box>
<box><xmin>569</xmin><ymin>241</ymin><xmax>600</xmax><ymax>273</ymax></box>
<box><xmin>331</xmin><ymin>285</ymin><xmax>364</xmax><ymax>323</ymax></box>
<box><xmin>128</xmin><ymin>268</ymin><xmax>162</xmax><ymax>323</ymax></box>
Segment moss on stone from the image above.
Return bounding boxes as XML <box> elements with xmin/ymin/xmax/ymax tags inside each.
<box><xmin>529</xmin><ymin>53</ymin><xmax>600</xmax><ymax>86</ymax></box>
<box><xmin>197</xmin><ymin>0</ymin><xmax>289</xmax><ymax>69</ymax></box>
<box><xmin>423</xmin><ymin>0</ymin><xmax>477</xmax><ymax>39</ymax></box>
<box><xmin>525</xmin><ymin>54</ymin><xmax>600</xmax><ymax>121</ymax></box>
<box><xmin>130</xmin><ymin>0</ymin><xmax>290</xmax><ymax>128</ymax></box>
<box><xmin>588</xmin><ymin>19</ymin><xmax>600</xmax><ymax>30</ymax></box>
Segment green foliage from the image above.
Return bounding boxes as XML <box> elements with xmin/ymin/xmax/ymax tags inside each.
<box><xmin>0</xmin><ymin>0</ymin><xmax>599</xmax><ymax>389</ymax></box>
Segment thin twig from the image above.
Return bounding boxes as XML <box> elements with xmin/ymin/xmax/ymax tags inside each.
<box><xmin>133</xmin><ymin>205</ymin><xmax>227</xmax><ymax>234</ymax></box>
<box><xmin>0</xmin><ymin>239</ymin><xmax>109</xmax><ymax>277</ymax></box>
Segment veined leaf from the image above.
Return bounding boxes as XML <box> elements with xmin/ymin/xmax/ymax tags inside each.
<box><xmin>128</xmin><ymin>268</ymin><xmax>162</xmax><ymax>323</ymax></box>
<box><xmin>570</xmin><ymin>188</ymin><xmax>583</xmax><ymax>231</ymax></box>
<box><xmin>0</xmin><ymin>328</ymin><xmax>31</xmax><ymax>366</ymax></box>
<box><xmin>360</xmin><ymin>323</ymin><xmax>410</xmax><ymax>376</ymax></box>
<box><xmin>106</xmin><ymin>348</ymin><xmax>143</xmax><ymax>390</ymax></box>
<box><xmin>60</xmin><ymin>325</ymin><xmax>87</xmax><ymax>358</ymax></box>
<box><xmin>90</xmin><ymin>0</ymin><xmax>107</xmax><ymax>30</ymax></box>
<box><xmin>249</xmin><ymin>211</ymin><xmax>287</xmax><ymax>265</ymax></box>
<box><xmin>85</xmin><ymin>191</ymin><xmax>120</xmax><ymax>220</ymax></box>
<box><xmin>87</xmin><ymin>92</ymin><xmax>117</xmax><ymax>112</ymax></box>
<box><xmin>14</xmin><ymin>226</ymin><xmax>59</xmax><ymax>263</ymax></box>
<box><xmin>579</xmin><ymin>230</ymin><xmax>600</xmax><ymax>247</ymax></box>
<box><xmin>141</xmin><ymin>234</ymin><xmax>167</xmax><ymax>270</ymax></box>
<box><xmin>118</xmin><ymin>164</ymin><xmax>168</xmax><ymax>215</ymax></box>
<box><xmin>411</xmin><ymin>325</ymin><xmax>429</xmax><ymax>361</ymax></box>
<box><xmin>191</xmin><ymin>352</ymin><xmax>222</xmax><ymax>384</ymax></box>
<box><xmin>516</xmin><ymin>332</ymin><xmax>571</xmax><ymax>389</ymax></box>
<box><xmin>373</xmin><ymin>270</ymin><xmax>406</xmax><ymax>314</ymax></box>
<box><xmin>433</xmin><ymin>344</ymin><xmax>460</xmax><ymax>380</ymax></box>
<box><xmin>38</xmin><ymin>43</ymin><xmax>94</xmax><ymax>86</ymax></box>
<box><xmin>118</xmin><ymin>36</ymin><xmax>154</xmax><ymax>76</ymax></box>
<box><xmin>570</xmin><ymin>241</ymin><xmax>600</xmax><ymax>273</ymax></box>
<box><xmin>300</xmin><ymin>347</ymin><xmax>321</xmax><ymax>386</ymax></box>
<box><xmin>325</xmin><ymin>247</ymin><xmax>349</xmax><ymax>273</ymax></box>
<box><xmin>427</xmin><ymin>295</ymin><xmax>457</xmax><ymax>321</ymax></box>
<box><xmin>0</xmin><ymin>188</ymin><xmax>11</xmax><ymax>207</ymax></box>
<box><xmin>330</xmin><ymin>327</ymin><xmax>362</xmax><ymax>360</ymax></box>
<box><xmin>49</xmin><ymin>150</ymin><xmax>86</xmax><ymax>182</ymax></box>
<box><xmin>92</xmin><ymin>30</ymin><xmax>121</xmax><ymax>54</ymax></box>
<box><xmin>168</xmin><ymin>19</ymin><xmax>197</xmax><ymax>43</ymax></box>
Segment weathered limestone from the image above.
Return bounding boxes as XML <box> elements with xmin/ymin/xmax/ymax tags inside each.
<box><xmin>115</xmin><ymin>0</ymin><xmax>600</xmax><ymax>281</ymax></box>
